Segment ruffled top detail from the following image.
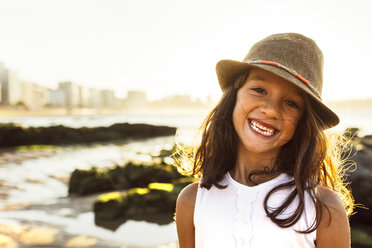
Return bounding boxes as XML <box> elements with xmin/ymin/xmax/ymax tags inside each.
<box><xmin>226</xmin><ymin>172</ymin><xmax>289</xmax><ymax>248</ymax></box>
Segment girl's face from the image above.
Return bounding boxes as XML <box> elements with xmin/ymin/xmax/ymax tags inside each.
<box><xmin>232</xmin><ymin>68</ymin><xmax>305</xmax><ymax>157</ymax></box>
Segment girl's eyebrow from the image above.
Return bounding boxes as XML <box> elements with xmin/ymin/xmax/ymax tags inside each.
<box><xmin>248</xmin><ymin>75</ymin><xmax>267</xmax><ymax>82</ymax></box>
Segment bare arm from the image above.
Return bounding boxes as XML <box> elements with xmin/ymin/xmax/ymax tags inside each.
<box><xmin>175</xmin><ymin>182</ymin><xmax>198</xmax><ymax>248</ymax></box>
<box><xmin>316</xmin><ymin>186</ymin><xmax>350</xmax><ymax>248</ymax></box>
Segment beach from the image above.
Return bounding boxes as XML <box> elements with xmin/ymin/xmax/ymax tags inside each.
<box><xmin>0</xmin><ymin>107</ymin><xmax>371</xmax><ymax>247</ymax></box>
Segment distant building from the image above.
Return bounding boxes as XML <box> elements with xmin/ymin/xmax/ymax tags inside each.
<box><xmin>101</xmin><ymin>89</ymin><xmax>116</xmax><ymax>108</ymax></box>
<box><xmin>22</xmin><ymin>81</ymin><xmax>49</xmax><ymax>109</ymax></box>
<box><xmin>49</xmin><ymin>88</ymin><xmax>67</xmax><ymax>107</ymax></box>
<box><xmin>149</xmin><ymin>94</ymin><xmax>195</xmax><ymax>109</ymax></box>
<box><xmin>0</xmin><ymin>63</ymin><xmax>10</xmax><ymax>104</ymax></box>
<box><xmin>0</xmin><ymin>63</ymin><xmax>22</xmax><ymax>105</ymax></box>
<box><xmin>58</xmin><ymin>81</ymin><xmax>80</xmax><ymax>108</ymax></box>
<box><xmin>89</xmin><ymin>88</ymin><xmax>103</xmax><ymax>108</ymax></box>
<box><xmin>79</xmin><ymin>86</ymin><xmax>91</xmax><ymax>108</ymax></box>
<box><xmin>123</xmin><ymin>90</ymin><xmax>147</xmax><ymax>109</ymax></box>
<box><xmin>172</xmin><ymin>94</ymin><xmax>192</xmax><ymax>107</ymax></box>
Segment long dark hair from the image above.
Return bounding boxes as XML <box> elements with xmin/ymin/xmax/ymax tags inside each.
<box><xmin>176</xmin><ymin>70</ymin><xmax>353</xmax><ymax>232</ymax></box>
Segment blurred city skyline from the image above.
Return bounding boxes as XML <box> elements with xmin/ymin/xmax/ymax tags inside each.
<box><xmin>0</xmin><ymin>62</ymin><xmax>213</xmax><ymax>110</ymax></box>
<box><xmin>0</xmin><ymin>0</ymin><xmax>372</xmax><ymax>102</ymax></box>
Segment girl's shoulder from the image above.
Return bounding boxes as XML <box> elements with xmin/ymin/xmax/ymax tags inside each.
<box><xmin>316</xmin><ymin>186</ymin><xmax>345</xmax><ymax>211</ymax></box>
<box><xmin>315</xmin><ymin>186</ymin><xmax>350</xmax><ymax>248</ymax></box>
<box><xmin>176</xmin><ymin>182</ymin><xmax>199</xmax><ymax>221</ymax></box>
<box><xmin>175</xmin><ymin>182</ymin><xmax>199</xmax><ymax>247</ymax></box>
<box><xmin>177</xmin><ymin>182</ymin><xmax>199</xmax><ymax>208</ymax></box>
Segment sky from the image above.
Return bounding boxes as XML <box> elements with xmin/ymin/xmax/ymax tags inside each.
<box><xmin>0</xmin><ymin>0</ymin><xmax>371</xmax><ymax>102</ymax></box>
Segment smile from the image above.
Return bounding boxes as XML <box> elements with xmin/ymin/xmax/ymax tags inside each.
<box><xmin>249</xmin><ymin>119</ymin><xmax>278</xmax><ymax>137</ymax></box>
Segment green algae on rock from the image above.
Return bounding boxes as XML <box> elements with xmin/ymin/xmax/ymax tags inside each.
<box><xmin>93</xmin><ymin>180</ymin><xmax>194</xmax><ymax>230</ymax></box>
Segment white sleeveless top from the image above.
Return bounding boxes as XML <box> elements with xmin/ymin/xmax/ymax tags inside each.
<box><xmin>194</xmin><ymin>172</ymin><xmax>317</xmax><ymax>248</ymax></box>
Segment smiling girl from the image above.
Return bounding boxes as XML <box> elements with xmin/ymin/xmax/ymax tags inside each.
<box><xmin>175</xmin><ymin>33</ymin><xmax>353</xmax><ymax>248</ymax></box>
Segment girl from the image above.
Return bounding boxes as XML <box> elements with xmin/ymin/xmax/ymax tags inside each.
<box><xmin>175</xmin><ymin>33</ymin><xmax>353</xmax><ymax>248</ymax></box>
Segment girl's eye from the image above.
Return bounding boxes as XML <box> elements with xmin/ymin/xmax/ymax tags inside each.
<box><xmin>285</xmin><ymin>100</ymin><xmax>298</xmax><ymax>109</ymax></box>
<box><xmin>251</xmin><ymin>87</ymin><xmax>266</xmax><ymax>94</ymax></box>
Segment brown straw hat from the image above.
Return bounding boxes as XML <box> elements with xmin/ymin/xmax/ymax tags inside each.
<box><xmin>216</xmin><ymin>33</ymin><xmax>339</xmax><ymax>129</ymax></box>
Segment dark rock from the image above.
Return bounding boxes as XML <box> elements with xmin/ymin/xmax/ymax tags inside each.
<box><xmin>0</xmin><ymin>122</ymin><xmax>176</xmax><ymax>148</ymax></box>
<box><xmin>361</xmin><ymin>135</ymin><xmax>372</xmax><ymax>149</ymax></box>
<box><xmin>69</xmin><ymin>167</ymin><xmax>114</xmax><ymax>195</ymax></box>
<box><xmin>68</xmin><ymin>159</ymin><xmax>183</xmax><ymax>196</ymax></box>
<box><xmin>158</xmin><ymin>147</ymin><xmax>176</xmax><ymax>158</ymax></box>
<box><xmin>344</xmin><ymin>130</ymin><xmax>372</xmax><ymax>236</ymax></box>
<box><xmin>94</xmin><ymin>180</ymin><xmax>194</xmax><ymax>230</ymax></box>
<box><xmin>94</xmin><ymin>192</ymin><xmax>127</xmax><ymax>220</ymax></box>
<box><xmin>351</xmin><ymin>227</ymin><xmax>372</xmax><ymax>248</ymax></box>
<box><xmin>343</xmin><ymin>127</ymin><xmax>360</xmax><ymax>140</ymax></box>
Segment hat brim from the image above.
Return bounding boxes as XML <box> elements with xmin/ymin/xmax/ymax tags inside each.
<box><xmin>216</xmin><ymin>59</ymin><xmax>339</xmax><ymax>129</ymax></box>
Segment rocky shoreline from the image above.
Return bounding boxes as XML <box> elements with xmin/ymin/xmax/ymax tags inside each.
<box><xmin>0</xmin><ymin>122</ymin><xmax>177</xmax><ymax>148</ymax></box>
<box><xmin>65</xmin><ymin>130</ymin><xmax>372</xmax><ymax>247</ymax></box>
<box><xmin>68</xmin><ymin>147</ymin><xmax>195</xmax><ymax>230</ymax></box>
<box><xmin>0</xmin><ymin>137</ymin><xmax>180</xmax><ymax>248</ymax></box>
<box><xmin>0</xmin><ymin>125</ymin><xmax>371</xmax><ymax>247</ymax></box>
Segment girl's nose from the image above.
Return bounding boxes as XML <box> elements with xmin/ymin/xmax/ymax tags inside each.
<box><xmin>259</xmin><ymin>100</ymin><xmax>281</xmax><ymax>119</ymax></box>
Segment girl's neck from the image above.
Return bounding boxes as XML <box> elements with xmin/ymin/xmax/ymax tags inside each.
<box><xmin>231</xmin><ymin>142</ymin><xmax>279</xmax><ymax>186</ymax></box>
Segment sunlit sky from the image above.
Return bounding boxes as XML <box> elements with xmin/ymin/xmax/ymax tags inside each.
<box><xmin>0</xmin><ymin>0</ymin><xmax>371</xmax><ymax>102</ymax></box>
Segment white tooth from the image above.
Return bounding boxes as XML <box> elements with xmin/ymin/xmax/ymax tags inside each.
<box><xmin>250</xmin><ymin>120</ymin><xmax>275</xmax><ymax>137</ymax></box>
<box><xmin>251</xmin><ymin>120</ymin><xmax>275</xmax><ymax>133</ymax></box>
<box><xmin>258</xmin><ymin>123</ymin><xmax>266</xmax><ymax>130</ymax></box>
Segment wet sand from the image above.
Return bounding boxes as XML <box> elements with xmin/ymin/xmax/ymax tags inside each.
<box><xmin>0</xmin><ymin>194</ymin><xmax>177</xmax><ymax>248</ymax></box>
<box><xmin>0</xmin><ymin>223</ymin><xmax>122</xmax><ymax>248</ymax></box>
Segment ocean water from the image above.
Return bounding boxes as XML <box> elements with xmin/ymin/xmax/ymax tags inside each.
<box><xmin>0</xmin><ymin>108</ymin><xmax>207</xmax><ymax>129</ymax></box>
